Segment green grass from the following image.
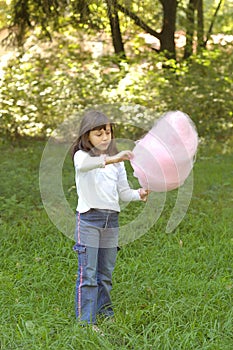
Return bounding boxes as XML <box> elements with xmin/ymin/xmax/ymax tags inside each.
<box><xmin>0</xmin><ymin>140</ymin><xmax>233</xmax><ymax>350</ymax></box>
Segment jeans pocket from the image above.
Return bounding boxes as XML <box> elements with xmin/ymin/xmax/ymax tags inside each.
<box><xmin>73</xmin><ymin>243</ymin><xmax>88</xmax><ymax>266</ymax></box>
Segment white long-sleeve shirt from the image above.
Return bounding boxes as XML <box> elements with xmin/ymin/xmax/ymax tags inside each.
<box><xmin>74</xmin><ymin>150</ymin><xmax>141</xmax><ymax>213</ymax></box>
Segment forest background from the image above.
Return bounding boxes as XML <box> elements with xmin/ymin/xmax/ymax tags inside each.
<box><xmin>0</xmin><ymin>0</ymin><xmax>232</xmax><ymax>147</ymax></box>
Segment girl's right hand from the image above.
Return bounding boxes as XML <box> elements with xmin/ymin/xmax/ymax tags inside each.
<box><xmin>139</xmin><ymin>188</ymin><xmax>150</xmax><ymax>202</ymax></box>
<box><xmin>106</xmin><ymin>150</ymin><xmax>133</xmax><ymax>164</ymax></box>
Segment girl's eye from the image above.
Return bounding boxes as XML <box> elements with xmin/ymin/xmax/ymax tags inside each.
<box><xmin>95</xmin><ymin>131</ymin><xmax>111</xmax><ymax>136</ymax></box>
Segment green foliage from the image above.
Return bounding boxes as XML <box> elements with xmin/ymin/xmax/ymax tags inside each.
<box><xmin>177</xmin><ymin>0</ymin><xmax>233</xmax><ymax>35</ymax></box>
<box><xmin>0</xmin><ymin>141</ymin><xmax>233</xmax><ymax>349</ymax></box>
<box><xmin>203</xmin><ymin>0</ymin><xmax>233</xmax><ymax>34</ymax></box>
<box><xmin>0</xmin><ymin>36</ymin><xmax>232</xmax><ymax>143</ymax></box>
<box><xmin>153</xmin><ymin>47</ymin><xmax>233</xmax><ymax>143</ymax></box>
<box><xmin>0</xmin><ymin>1</ymin><xmax>11</xmax><ymax>28</ymax></box>
<box><xmin>0</xmin><ymin>37</ymin><xmax>110</xmax><ymax>138</ymax></box>
<box><xmin>4</xmin><ymin>0</ymin><xmax>111</xmax><ymax>45</ymax></box>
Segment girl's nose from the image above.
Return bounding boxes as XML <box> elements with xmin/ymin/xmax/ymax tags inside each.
<box><xmin>102</xmin><ymin>132</ymin><xmax>108</xmax><ymax>140</ymax></box>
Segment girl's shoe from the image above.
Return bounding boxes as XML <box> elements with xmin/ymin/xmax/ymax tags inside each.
<box><xmin>92</xmin><ymin>325</ymin><xmax>104</xmax><ymax>336</ymax></box>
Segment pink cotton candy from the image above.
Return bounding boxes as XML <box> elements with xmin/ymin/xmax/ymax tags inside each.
<box><xmin>130</xmin><ymin>111</ymin><xmax>198</xmax><ymax>192</ymax></box>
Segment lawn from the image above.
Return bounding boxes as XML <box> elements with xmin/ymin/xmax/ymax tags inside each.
<box><xmin>0</xmin><ymin>140</ymin><xmax>232</xmax><ymax>350</ymax></box>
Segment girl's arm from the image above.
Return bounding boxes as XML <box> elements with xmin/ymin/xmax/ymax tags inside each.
<box><xmin>105</xmin><ymin>150</ymin><xmax>133</xmax><ymax>165</ymax></box>
<box><xmin>117</xmin><ymin>163</ymin><xmax>148</xmax><ymax>202</ymax></box>
<box><xmin>74</xmin><ymin>151</ymin><xmax>106</xmax><ymax>172</ymax></box>
<box><xmin>74</xmin><ymin>150</ymin><xmax>133</xmax><ymax>172</ymax></box>
<box><xmin>111</xmin><ymin>151</ymin><xmax>149</xmax><ymax>202</ymax></box>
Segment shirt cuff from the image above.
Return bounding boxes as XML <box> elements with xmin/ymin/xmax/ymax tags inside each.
<box><xmin>134</xmin><ymin>189</ymin><xmax>141</xmax><ymax>200</ymax></box>
<box><xmin>137</xmin><ymin>188</ymin><xmax>142</xmax><ymax>201</ymax></box>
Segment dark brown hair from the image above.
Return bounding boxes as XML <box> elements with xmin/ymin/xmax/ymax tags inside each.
<box><xmin>71</xmin><ymin>110</ymin><xmax>118</xmax><ymax>159</ymax></box>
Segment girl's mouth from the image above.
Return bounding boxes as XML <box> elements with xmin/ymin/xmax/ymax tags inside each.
<box><xmin>99</xmin><ymin>142</ymin><xmax>109</xmax><ymax>148</ymax></box>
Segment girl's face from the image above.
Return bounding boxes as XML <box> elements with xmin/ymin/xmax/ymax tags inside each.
<box><xmin>88</xmin><ymin>124</ymin><xmax>112</xmax><ymax>153</ymax></box>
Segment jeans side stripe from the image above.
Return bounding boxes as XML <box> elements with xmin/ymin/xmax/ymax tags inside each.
<box><xmin>77</xmin><ymin>212</ymin><xmax>82</xmax><ymax>319</ymax></box>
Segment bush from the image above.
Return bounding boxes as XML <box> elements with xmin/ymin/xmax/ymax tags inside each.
<box><xmin>0</xmin><ymin>37</ymin><xmax>232</xmax><ymax>144</ymax></box>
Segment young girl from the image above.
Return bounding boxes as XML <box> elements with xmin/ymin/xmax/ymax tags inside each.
<box><xmin>72</xmin><ymin>110</ymin><xmax>148</xmax><ymax>325</ymax></box>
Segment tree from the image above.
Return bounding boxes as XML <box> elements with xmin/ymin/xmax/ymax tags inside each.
<box><xmin>4</xmin><ymin>0</ymin><xmax>178</xmax><ymax>59</ymax></box>
<box><xmin>184</xmin><ymin>0</ymin><xmax>196</xmax><ymax>59</ymax></box>
<box><xmin>2</xmin><ymin>0</ymin><xmax>229</xmax><ymax>60</ymax></box>
<box><xmin>184</xmin><ymin>0</ymin><xmax>223</xmax><ymax>59</ymax></box>
<box><xmin>159</xmin><ymin>0</ymin><xmax>177</xmax><ymax>57</ymax></box>
<box><xmin>116</xmin><ymin>0</ymin><xmax>177</xmax><ymax>59</ymax></box>
<box><xmin>197</xmin><ymin>0</ymin><xmax>204</xmax><ymax>51</ymax></box>
<box><xmin>105</xmin><ymin>0</ymin><xmax>125</xmax><ymax>56</ymax></box>
<box><xmin>204</xmin><ymin>0</ymin><xmax>223</xmax><ymax>47</ymax></box>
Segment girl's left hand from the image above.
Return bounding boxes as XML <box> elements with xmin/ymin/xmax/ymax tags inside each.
<box><xmin>105</xmin><ymin>150</ymin><xmax>133</xmax><ymax>165</ymax></box>
<box><xmin>139</xmin><ymin>189</ymin><xmax>150</xmax><ymax>202</ymax></box>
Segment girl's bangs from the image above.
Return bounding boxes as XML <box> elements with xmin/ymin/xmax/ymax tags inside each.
<box><xmin>92</xmin><ymin>123</ymin><xmax>114</xmax><ymax>131</ymax></box>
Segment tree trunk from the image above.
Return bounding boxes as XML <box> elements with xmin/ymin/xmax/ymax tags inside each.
<box><xmin>117</xmin><ymin>1</ymin><xmax>176</xmax><ymax>59</ymax></box>
<box><xmin>197</xmin><ymin>0</ymin><xmax>204</xmax><ymax>51</ymax></box>
<box><xmin>184</xmin><ymin>0</ymin><xmax>196</xmax><ymax>59</ymax></box>
<box><xmin>159</xmin><ymin>0</ymin><xmax>177</xmax><ymax>59</ymax></box>
<box><xmin>73</xmin><ymin>0</ymin><xmax>91</xmax><ymax>24</ymax></box>
<box><xmin>105</xmin><ymin>0</ymin><xmax>125</xmax><ymax>57</ymax></box>
<box><xmin>204</xmin><ymin>0</ymin><xmax>223</xmax><ymax>47</ymax></box>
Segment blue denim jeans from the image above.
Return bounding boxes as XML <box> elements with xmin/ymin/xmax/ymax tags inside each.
<box><xmin>73</xmin><ymin>209</ymin><xmax>119</xmax><ymax>324</ymax></box>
